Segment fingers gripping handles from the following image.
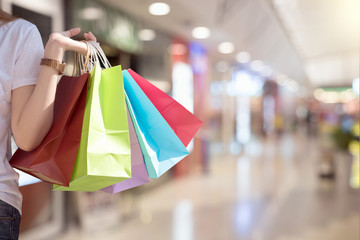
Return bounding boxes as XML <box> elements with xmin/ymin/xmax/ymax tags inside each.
<box><xmin>73</xmin><ymin>41</ymin><xmax>111</xmax><ymax>76</ymax></box>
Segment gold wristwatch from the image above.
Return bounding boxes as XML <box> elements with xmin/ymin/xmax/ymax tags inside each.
<box><xmin>40</xmin><ymin>58</ymin><xmax>66</xmax><ymax>75</ymax></box>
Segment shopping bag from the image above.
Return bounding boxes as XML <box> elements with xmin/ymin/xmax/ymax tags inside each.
<box><xmin>102</xmin><ymin>110</ymin><xmax>149</xmax><ymax>193</ymax></box>
<box><xmin>53</xmin><ymin>63</ymin><xmax>131</xmax><ymax>191</ymax></box>
<box><xmin>10</xmin><ymin>73</ymin><xmax>89</xmax><ymax>186</ymax></box>
<box><xmin>123</xmin><ymin>70</ymin><xmax>189</xmax><ymax>178</ymax></box>
<box><xmin>126</xmin><ymin>69</ymin><xmax>202</xmax><ymax>147</ymax></box>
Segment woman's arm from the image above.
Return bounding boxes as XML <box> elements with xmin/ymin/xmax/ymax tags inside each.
<box><xmin>11</xmin><ymin>28</ymin><xmax>96</xmax><ymax>151</ymax></box>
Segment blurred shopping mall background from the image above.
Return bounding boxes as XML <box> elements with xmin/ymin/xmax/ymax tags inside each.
<box><xmin>2</xmin><ymin>0</ymin><xmax>359</xmax><ymax>239</ymax></box>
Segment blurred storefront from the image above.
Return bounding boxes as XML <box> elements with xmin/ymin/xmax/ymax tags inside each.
<box><xmin>171</xmin><ymin>40</ymin><xmax>210</xmax><ymax>176</ymax></box>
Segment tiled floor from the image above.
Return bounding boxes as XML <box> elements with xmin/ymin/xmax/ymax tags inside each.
<box><xmin>51</xmin><ymin>131</ymin><xmax>359</xmax><ymax>240</ymax></box>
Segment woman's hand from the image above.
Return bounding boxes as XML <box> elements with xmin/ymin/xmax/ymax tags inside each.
<box><xmin>44</xmin><ymin>28</ymin><xmax>97</xmax><ymax>61</ymax></box>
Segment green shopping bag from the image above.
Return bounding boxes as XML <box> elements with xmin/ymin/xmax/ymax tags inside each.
<box><xmin>53</xmin><ymin>63</ymin><xmax>131</xmax><ymax>191</ymax></box>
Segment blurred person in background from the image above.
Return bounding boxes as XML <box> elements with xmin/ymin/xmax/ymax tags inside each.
<box><xmin>0</xmin><ymin>9</ymin><xmax>96</xmax><ymax>239</ymax></box>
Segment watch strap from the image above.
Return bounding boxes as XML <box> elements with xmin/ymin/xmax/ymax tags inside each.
<box><xmin>40</xmin><ymin>58</ymin><xmax>66</xmax><ymax>75</ymax></box>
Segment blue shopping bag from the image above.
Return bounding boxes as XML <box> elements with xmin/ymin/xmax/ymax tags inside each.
<box><xmin>123</xmin><ymin>70</ymin><xmax>189</xmax><ymax>178</ymax></box>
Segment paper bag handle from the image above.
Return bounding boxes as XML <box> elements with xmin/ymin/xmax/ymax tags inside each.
<box><xmin>73</xmin><ymin>40</ymin><xmax>112</xmax><ymax>75</ymax></box>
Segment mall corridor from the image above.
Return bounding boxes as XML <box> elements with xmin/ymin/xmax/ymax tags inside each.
<box><xmin>53</xmin><ymin>130</ymin><xmax>359</xmax><ymax>240</ymax></box>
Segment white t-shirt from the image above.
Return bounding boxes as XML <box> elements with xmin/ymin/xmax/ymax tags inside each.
<box><xmin>0</xmin><ymin>19</ymin><xmax>44</xmax><ymax>214</ymax></box>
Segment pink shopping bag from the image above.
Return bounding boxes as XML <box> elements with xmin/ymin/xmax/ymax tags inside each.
<box><xmin>101</xmin><ymin>110</ymin><xmax>149</xmax><ymax>193</ymax></box>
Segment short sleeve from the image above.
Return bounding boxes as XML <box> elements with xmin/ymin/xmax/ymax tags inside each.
<box><xmin>12</xmin><ymin>25</ymin><xmax>44</xmax><ymax>90</ymax></box>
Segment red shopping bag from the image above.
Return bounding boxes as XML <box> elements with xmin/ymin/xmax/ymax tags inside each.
<box><xmin>10</xmin><ymin>73</ymin><xmax>89</xmax><ymax>186</ymax></box>
<box><xmin>127</xmin><ymin>69</ymin><xmax>202</xmax><ymax>147</ymax></box>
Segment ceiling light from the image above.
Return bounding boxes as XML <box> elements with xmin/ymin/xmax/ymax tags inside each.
<box><xmin>149</xmin><ymin>2</ymin><xmax>170</xmax><ymax>16</ymax></box>
<box><xmin>236</xmin><ymin>52</ymin><xmax>251</xmax><ymax>63</ymax></box>
<box><xmin>250</xmin><ymin>60</ymin><xmax>263</xmax><ymax>72</ymax></box>
<box><xmin>218</xmin><ymin>42</ymin><xmax>234</xmax><ymax>54</ymax></box>
<box><xmin>192</xmin><ymin>27</ymin><xmax>210</xmax><ymax>39</ymax></box>
<box><xmin>313</xmin><ymin>88</ymin><xmax>356</xmax><ymax>104</ymax></box>
<box><xmin>138</xmin><ymin>29</ymin><xmax>156</xmax><ymax>41</ymax></box>
<box><xmin>287</xmin><ymin>80</ymin><xmax>299</xmax><ymax>92</ymax></box>
<box><xmin>79</xmin><ymin>7</ymin><xmax>104</xmax><ymax>20</ymax></box>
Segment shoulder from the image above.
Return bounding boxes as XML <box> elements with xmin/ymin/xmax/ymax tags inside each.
<box><xmin>4</xmin><ymin>19</ymin><xmax>38</xmax><ymax>35</ymax></box>
<box><xmin>1</xmin><ymin>19</ymin><xmax>39</xmax><ymax>43</ymax></box>
<box><xmin>1</xmin><ymin>19</ymin><xmax>43</xmax><ymax>53</ymax></box>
